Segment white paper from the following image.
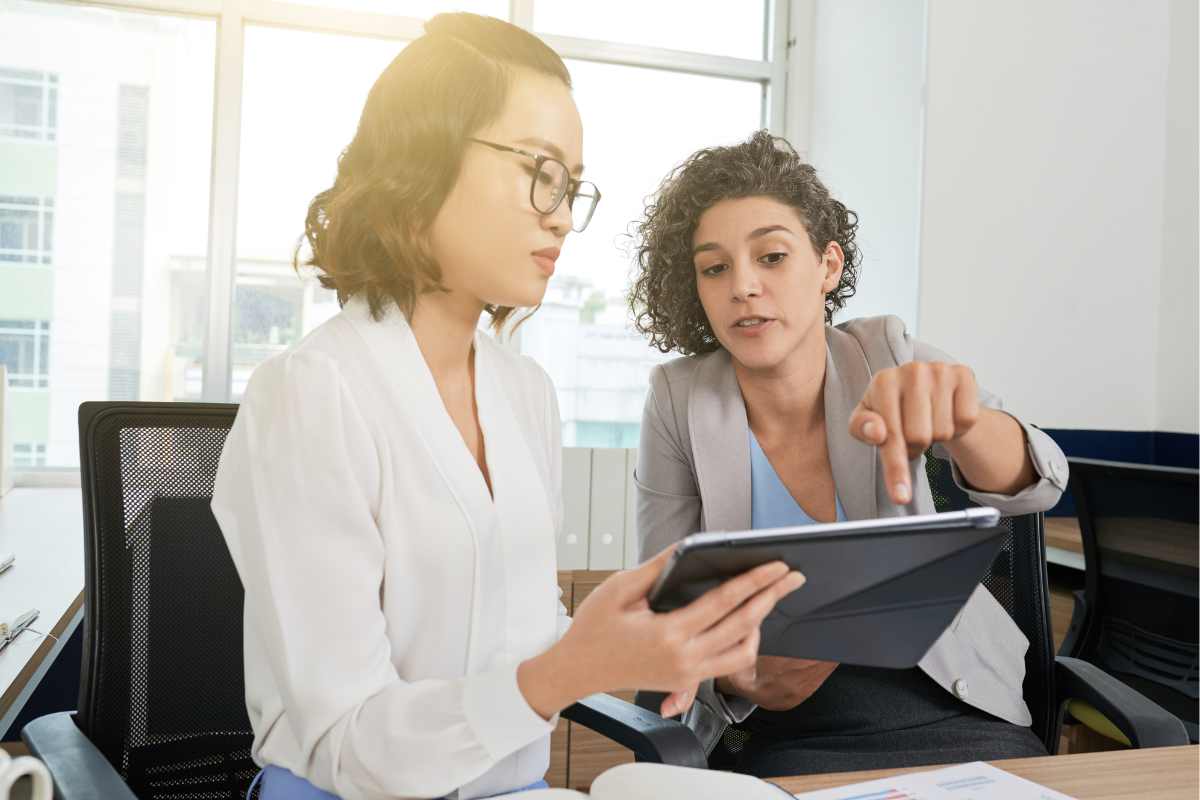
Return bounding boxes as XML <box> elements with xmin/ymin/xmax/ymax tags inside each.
<box><xmin>791</xmin><ymin>761</ymin><xmax>1076</xmax><ymax>800</ymax></box>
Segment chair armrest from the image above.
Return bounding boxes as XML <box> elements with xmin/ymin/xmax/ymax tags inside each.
<box><xmin>563</xmin><ymin>693</ymin><xmax>707</xmax><ymax>769</ymax></box>
<box><xmin>21</xmin><ymin>712</ymin><xmax>138</xmax><ymax>800</ymax></box>
<box><xmin>1055</xmin><ymin>656</ymin><xmax>1189</xmax><ymax>748</ymax></box>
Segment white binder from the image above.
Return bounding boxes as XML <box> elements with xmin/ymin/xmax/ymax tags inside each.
<box><xmin>558</xmin><ymin>447</ymin><xmax>591</xmax><ymax>569</ymax></box>
<box><xmin>587</xmin><ymin>448</ymin><xmax>626</xmax><ymax>570</ymax></box>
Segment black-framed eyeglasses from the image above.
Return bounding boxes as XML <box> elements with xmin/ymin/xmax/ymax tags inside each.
<box><xmin>469</xmin><ymin>138</ymin><xmax>601</xmax><ymax>233</ymax></box>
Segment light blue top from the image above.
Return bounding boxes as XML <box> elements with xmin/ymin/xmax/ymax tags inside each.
<box><xmin>749</xmin><ymin>430</ymin><xmax>846</xmax><ymax>529</ymax></box>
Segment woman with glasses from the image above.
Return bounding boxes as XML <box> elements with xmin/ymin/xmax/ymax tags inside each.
<box><xmin>212</xmin><ymin>15</ymin><xmax>804</xmax><ymax>800</ymax></box>
<box><xmin>629</xmin><ymin>131</ymin><xmax>1068</xmax><ymax>777</ymax></box>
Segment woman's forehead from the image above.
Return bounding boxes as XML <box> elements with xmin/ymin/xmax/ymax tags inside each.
<box><xmin>694</xmin><ymin>197</ymin><xmax>806</xmax><ymax>241</ymax></box>
<box><xmin>485</xmin><ymin>71</ymin><xmax>583</xmax><ymax>169</ymax></box>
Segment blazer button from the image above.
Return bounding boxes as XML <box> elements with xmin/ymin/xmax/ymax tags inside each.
<box><xmin>953</xmin><ymin>678</ymin><xmax>970</xmax><ymax>699</ymax></box>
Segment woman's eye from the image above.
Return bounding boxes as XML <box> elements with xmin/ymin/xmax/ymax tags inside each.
<box><xmin>760</xmin><ymin>252</ymin><xmax>787</xmax><ymax>265</ymax></box>
<box><xmin>700</xmin><ymin>264</ymin><xmax>727</xmax><ymax>277</ymax></box>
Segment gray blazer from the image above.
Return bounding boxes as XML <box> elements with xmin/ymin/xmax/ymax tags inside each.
<box><xmin>635</xmin><ymin>315</ymin><xmax>1068</xmax><ymax>752</ymax></box>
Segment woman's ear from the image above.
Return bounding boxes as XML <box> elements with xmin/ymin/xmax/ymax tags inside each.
<box><xmin>820</xmin><ymin>242</ymin><xmax>845</xmax><ymax>293</ymax></box>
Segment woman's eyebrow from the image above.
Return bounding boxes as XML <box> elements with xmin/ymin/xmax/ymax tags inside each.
<box><xmin>516</xmin><ymin>136</ymin><xmax>584</xmax><ymax>175</ymax></box>
<box><xmin>693</xmin><ymin>225</ymin><xmax>794</xmax><ymax>256</ymax></box>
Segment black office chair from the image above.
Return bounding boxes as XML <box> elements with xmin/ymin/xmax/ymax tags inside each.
<box><xmin>639</xmin><ymin>452</ymin><xmax>1189</xmax><ymax>770</ymax></box>
<box><xmin>21</xmin><ymin>402</ymin><xmax>704</xmax><ymax>800</ymax></box>
<box><xmin>1060</xmin><ymin>457</ymin><xmax>1198</xmax><ymax>743</ymax></box>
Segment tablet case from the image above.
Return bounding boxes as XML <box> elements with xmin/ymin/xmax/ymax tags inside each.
<box><xmin>648</xmin><ymin>513</ymin><xmax>1006</xmax><ymax>668</ymax></box>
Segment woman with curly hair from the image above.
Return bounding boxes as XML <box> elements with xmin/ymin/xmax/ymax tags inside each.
<box><xmin>629</xmin><ymin>131</ymin><xmax>1070</xmax><ymax>777</ymax></box>
<box><xmin>211</xmin><ymin>19</ymin><xmax>806</xmax><ymax>799</ymax></box>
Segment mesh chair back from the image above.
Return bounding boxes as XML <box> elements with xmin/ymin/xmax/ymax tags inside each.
<box><xmin>707</xmin><ymin>453</ymin><xmax>1057</xmax><ymax>765</ymax></box>
<box><xmin>923</xmin><ymin>455</ymin><xmax>1056</xmax><ymax>749</ymax></box>
<box><xmin>1067</xmin><ymin>458</ymin><xmax>1198</xmax><ymax>740</ymax></box>
<box><xmin>77</xmin><ymin>401</ymin><xmax>256</xmax><ymax>798</ymax></box>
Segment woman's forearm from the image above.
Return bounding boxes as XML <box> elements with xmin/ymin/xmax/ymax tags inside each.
<box><xmin>942</xmin><ymin>408</ymin><xmax>1036</xmax><ymax>495</ymax></box>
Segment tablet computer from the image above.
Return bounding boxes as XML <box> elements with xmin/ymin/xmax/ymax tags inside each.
<box><xmin>647</xmin><ymin>507</ymin><xmax>1004</xmax><ymax>668</ymax></box>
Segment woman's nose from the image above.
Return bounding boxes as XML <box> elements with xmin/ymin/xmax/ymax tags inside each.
<box><xmin>540</xmin><ymin>197</ymin><xmax>572</xmax><ymax>237</ymax></box>
<box><xmin>730</xmin><ymin>262</ymin><xmax>762</xmax><ymax>301</ymax></box>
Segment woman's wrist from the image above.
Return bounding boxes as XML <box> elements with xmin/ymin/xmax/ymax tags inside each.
<box><xmin>943</xmin><ymin>408</ymin><xmax>1034</xmax><ymax>494</ymax></box>
<box><xmin>517</xmin><ymin>639</ymin><xmax>587</xmax><ymax>721</ymax></box>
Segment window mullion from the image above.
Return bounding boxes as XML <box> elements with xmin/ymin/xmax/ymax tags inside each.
<box><xmin>509</xmin><ymin>0</ymin><xmax>533</xmax><ymax>28</ymax></box>
<box><xmin>200</xmin><ymin>0</ymin><xmax>245</xmax><ymax>402</ymax></box>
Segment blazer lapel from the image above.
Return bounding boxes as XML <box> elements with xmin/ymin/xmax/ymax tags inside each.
<box><xmin>688</xmin><ymin>349</ymin><xmax>752</xmax><ymax>533</ymax></box>
<box><xmin>823</xmin><ymin>326</ymin><xmax>879</xmax><ymax>521</ymax></box>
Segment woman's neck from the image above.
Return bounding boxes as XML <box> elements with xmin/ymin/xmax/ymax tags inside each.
<box><xmin>408</xmin><ymin>292</ymin><xmax>485</xmax><ymax>379</ymax></box>
<box><xmin>734</xmin><ymin>325</ymin><xmax>829</xmax><ymax>443</ymax></box>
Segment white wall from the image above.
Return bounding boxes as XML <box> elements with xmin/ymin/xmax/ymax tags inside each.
<box><xmin>915</xmin><ymin>0</ymin><xmax>1195</xmax><ymax>432</ymax></box>
<box><xmin>802</xmin><ymin>0</ymin><xmax>927</xmax><ymax>331</ymax></box>
<box><xmin>1155</xmin><ymin>0</ymin><xmax>1199</xmax><ymax>435</ymax></box>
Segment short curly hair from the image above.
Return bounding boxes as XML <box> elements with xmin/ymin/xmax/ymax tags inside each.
<box><xmin>628</xmin><ymin>130</ymin><xmax>861</xmax><ymax>355</ymax></box>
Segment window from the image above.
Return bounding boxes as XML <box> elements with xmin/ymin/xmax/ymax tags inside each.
<box><xmin>1</xmin><ymin>0</ymin><xmax>790</xmax><ymax>469</ymax></box>
<box><xmin>0</xmin><ymin>67</ymin><xmax>57</xmax><ymax>141</ymax></box>
<box><xmin>533</xmin><ymin>1</ymin><xmax>768</xmax><ymax>60</ymax></box>
<box><xmin>231</xmin><ymin>25</ymin><xmax>401</xmax><ymax>398</ymax></box>
<box><xmin>520</xmin><ymin>61</ymin><xmax>764</xmax><ymax>446</ymax></box>
<box><xmin>0</xmin><ymin>195</ymin><xmax>53</xmax><ymax>264</ymax></box>
<box><xmin>0</xmin><ymin>0</ymin><xmax>216</xmax><ymax>468</ymax></box>
<box><xmin>0</xmin><ymin>319</ymin><xmax>50</xmax><ymax>389</ymax></box>
<box><xmin>12</xmin><ymin>442</ymin><xmax>47</xmax><ymax>468</ymax></box>
<box><xmin>289</xmin><ymin>0</ymin><xmax>504</xmax><ymax>16</ymax></box>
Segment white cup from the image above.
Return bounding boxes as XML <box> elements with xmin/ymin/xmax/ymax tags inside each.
<box><xmin>0</xmin><ymin>749</ymin><xmax>51</xmax><ymax>800</ymax></box>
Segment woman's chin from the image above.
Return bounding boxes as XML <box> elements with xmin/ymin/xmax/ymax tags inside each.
<box><xmin>484</xmin><ymin>284</ymin><xmax>549</xmax><ymax>314</ymax></box>
<box><xmin>728</xmin><ymin>342</ymin><xmax>786</xmax><ymax>373</ymax></box>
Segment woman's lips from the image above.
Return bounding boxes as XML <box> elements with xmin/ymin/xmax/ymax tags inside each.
<box><xmin>730</xmin><ymin>318</ymin><xmax>775</xmax><ymax>337</ymax></box>
<box><xmin>532</xmin><ymin>248</ymin><xmax>559</xmax><ymax>277</ymax></box>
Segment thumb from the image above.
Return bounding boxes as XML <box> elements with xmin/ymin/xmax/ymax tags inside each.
<box><xmin>661</xmin><ymin>684</ymin><xmax>697</xmax><ymax>718</ymax></box>
<box><xmin>613</xmin><ymin>544</ymin><xmax>677</xmax><ymax>604</ymax></box>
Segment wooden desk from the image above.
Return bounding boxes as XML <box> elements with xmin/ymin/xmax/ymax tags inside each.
<box><xmin>775</xmin><ymin>745</ymin><xmax>1199</xmax><ymax>799</ymax></box>
<box><xmin>0</xmin><ymin>489</ymin><xmax>85</xmax><ymax>737</ymax></box>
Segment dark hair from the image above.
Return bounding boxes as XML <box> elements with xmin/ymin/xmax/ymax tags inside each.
<box><xmin>295</xmin><ymin>13</ymin><xmax>571</xmax><ymax>331</ymax></box>
<box><xmin>628</xmin><ymin>130</ymin><xmax>861</xmax><ymax>356</ymax></box>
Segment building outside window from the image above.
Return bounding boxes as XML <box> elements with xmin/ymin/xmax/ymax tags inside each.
<box><xmin>0</xmin><ymin>319</ymin><xmax>50</xmax><ymax>389</ymax></box>
<box><xmin>0</xmin><ymin>66</ymin><xmax>57</xmax><ymax>142</ymax></box>
<box><xmin>0</xmin><ymin>195</ymin><xmax>53</xmax><ymax>265</ymax></box>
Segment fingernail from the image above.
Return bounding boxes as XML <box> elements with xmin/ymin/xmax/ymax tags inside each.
<box><xmin>790</xmin><ymin>571</ymin><xmax>807</xmax><ymax>589</ymax></box>
<box><xmin>895</xmin><ymin>483</ymin><xmax>911</xmax><ymax>503</ymax></box>
<box><xmin>862</xmin><ymin>421</ymin><xmax>878</xmax><ymax>439</ymax></box>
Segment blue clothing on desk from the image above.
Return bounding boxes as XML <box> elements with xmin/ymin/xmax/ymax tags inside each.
<box><xmin>250</xmin><ymin>765</ymin><xmax>549</xmax><ymax>799</ymax></box>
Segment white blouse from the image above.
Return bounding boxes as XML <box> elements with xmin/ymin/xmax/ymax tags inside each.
<box><xmin>212</xmin><ymin>295</ymin><xmax>569</xmax><ymax>800</ymax></box>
